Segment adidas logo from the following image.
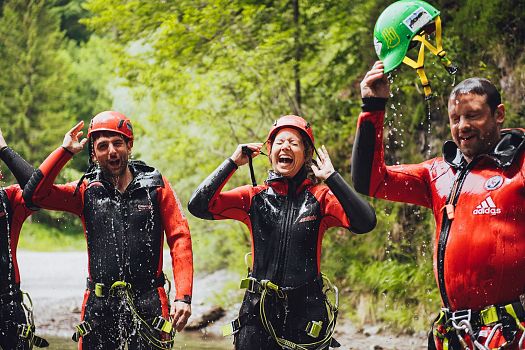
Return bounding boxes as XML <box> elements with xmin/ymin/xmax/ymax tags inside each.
<box><xmin>472</xmin><ymin>196</ymin><xmax>501</xmax><ymax>215</ymax></box>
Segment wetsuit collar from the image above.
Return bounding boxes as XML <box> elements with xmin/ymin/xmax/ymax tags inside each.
<box><xmin>443</xmin><ymin>129</ymin><xmax>525</xmax><ymax>169</ymax></box>
<box><xmin>265</xmin><ymin>167</ymin><xmax>311</xmax><ymax>195</ymax></box>
<box><xmin>87</xmin><ymin>160</ymin><xmax>164</xmax><ymax>191</ymax></box>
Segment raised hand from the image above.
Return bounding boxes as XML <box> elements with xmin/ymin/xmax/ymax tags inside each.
<box><xmin>311</xmin><ymin>145</ymin><xmax>335</xmax><ymax>181</ymax></box>
<box><xmin>62</xmin><ymin>121</ymin><xmax>88</xmax><ymax>154</ymax></box>
<box><xmin>360</xmin><ymin>61</ymin><xmax>390</xmax><ymax>99</ymax></box>
<box><xmin>230</xmin><ymin>143</ymin><xmax>263</xmax><ymax>166</ymax></box>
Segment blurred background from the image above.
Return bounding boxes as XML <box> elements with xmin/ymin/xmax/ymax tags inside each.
<box><xmin>1</xmin><ymin>0</ymin><xmax>524</xmax><ymax>348</ymax></box>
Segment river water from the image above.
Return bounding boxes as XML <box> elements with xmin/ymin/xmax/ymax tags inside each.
<box><xmin>45</xmin><ymin>333</ymin><xmax>232</xmax><ymax>349</ymax></box>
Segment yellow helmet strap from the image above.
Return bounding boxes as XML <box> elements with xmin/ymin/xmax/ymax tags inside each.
<box><xmin>401</xmin><ymin>16</ymin><xmax>458</xmax><ymax>99</ymax></box>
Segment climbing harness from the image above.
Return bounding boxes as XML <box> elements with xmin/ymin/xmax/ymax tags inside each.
<box><xmin>72</xmin><ymin>276</ymin><xmax>175</xmax><ymax>349</ymax></box>
<box><xmin>8</xmin><ymin>291</ymin><xmax>49</xmax><ymax>348</ymax></box>
<box><xmin>222</xmin><ymin>274</ymin><xmax>340</xmax><ymax>350</ymax></box>
<box><xmin>431</xmin><ymin>295</ymin><xmax>525</xmax><ymax>350</ymax></box>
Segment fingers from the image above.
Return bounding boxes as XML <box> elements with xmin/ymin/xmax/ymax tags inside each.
<box><xmin>170</xmin><ymin>301</ymin><xmax>191</xmax><ymax>332</ymax></box>
<box><xmin>79</xmin><ymin>138</ymin><xmax>88</xmax><ymax>148</ymax></box>
<box><xmin>68</xmin><ymin>120</ymin><xmax>84</xmax><ymax>135</ymax></box>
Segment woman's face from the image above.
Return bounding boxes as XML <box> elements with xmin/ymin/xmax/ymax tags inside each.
<box><xmin>270</xmin><ymin>128</ymin><xmax>305</xmax><ymax>178</ymax></box>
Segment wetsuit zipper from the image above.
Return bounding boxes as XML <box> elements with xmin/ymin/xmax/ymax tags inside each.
<box><xmin>273</xmin><ymin>180</ymin><xmax>297</xmax><ymax>285</ymax></box>
<box><xmin>437</xmin><ymin>159</ymin><xmax>478</xmax><ymax>308</ymax></box>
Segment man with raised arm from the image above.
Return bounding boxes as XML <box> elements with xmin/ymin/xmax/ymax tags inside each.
<box><xmin>24</xmin><ymin>112</ymin><xmax>193</xmax><ymax>350</ymax></box>
<box><xmin>352</xmin><ymin>61</ymin><xmax>525</xmax><ymax>349</ymax></box>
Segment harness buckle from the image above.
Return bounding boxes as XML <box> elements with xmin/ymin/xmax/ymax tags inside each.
<box><xmin>152</xmin><ymin>317</ymin><xmax>173</xmax><ymax>334</ymax></box>
<box><xmin>306</xmin><ymin>320</ymin><xmax>323</xmax><ymax>338</ymax></box>
<box><xmin>222</xmin><ymin>318</ymin><xmax>241</xmax><ymax>336</ymax></box>
<box><xmin>94</xmin><ymin>283</ymin><xmax>105</xmax><ymax>298</ymax></box>
<box><xmin>260</xmin><ymin>280</ymin><xmax>284</xmax><ymax>298</ymax></box>
<box><xmin>480</xmin><ymin>305</ymin><xmax>498</xmax><ymax>325</ymax></box>
<box><xmin>240</xmin><ymin>277</ymin><xmax>259</xmax><ymax>293</ymax></box>
<box><xmin>18</xmin><ymin>324</ymin><xmax>33</xmax><ymax>339</ymax></box>
<box><xmin>451</xmin><ymin>309</ymin><xmax>471</xmax><ymax>328</ymax></box>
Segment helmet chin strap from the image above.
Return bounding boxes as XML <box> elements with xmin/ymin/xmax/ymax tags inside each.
<box><xmin>401</xmin><ymin>16</ymin><xmax>458</xmax><ymax>99</ymax></box>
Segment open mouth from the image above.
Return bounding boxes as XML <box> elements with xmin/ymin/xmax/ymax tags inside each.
<box><xmin>108</xmin><ymin>159</ymin><xmax>121</xmax><ymax>168</ymax></box>
<box><xmin>278</xmin><ymin>156</ymin><xmax>293</xmax><ymax>164</ymax></box>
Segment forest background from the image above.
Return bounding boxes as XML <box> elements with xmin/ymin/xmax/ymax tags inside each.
<box><xmin>0</xmin><ymin>0</ymin><xmax>524</xmax><ymax>333</ymax></box>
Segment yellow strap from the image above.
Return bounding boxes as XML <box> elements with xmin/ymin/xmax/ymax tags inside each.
<box><xmin>443</xmin><ymin>337</ymin><xmax>449</xmax><ymax>350</ymax></box>
<box><xmin>480</xmin><ymin>306</ymin><xmax>498</xmax><ymax>325</ymax></box>
<box><xmin>222</xmin><ymin>323</ymin><xmax>234</xmax><ymax>337</ymax></box>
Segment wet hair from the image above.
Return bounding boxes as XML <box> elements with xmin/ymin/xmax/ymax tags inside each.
<box><xmin>449</xmin><ymin>78</ymin><xmax>502</xmax><ymax>114</ymax></box>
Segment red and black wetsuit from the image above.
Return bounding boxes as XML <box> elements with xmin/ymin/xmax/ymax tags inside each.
<box><xmin>188</xmin><ymin>158</ymin><xmax>376</xmax><ymax>350</ymax></box>
<box><xmin>351</xmin><ymin>98</ymin><xmax>525</xmax><ymax>348</ymax></box>
<box><xmin>0</xmin><ymin>146</ymin><xmax>37</xmax><ymax>350</ymax></box>
<box><xmin>24</xmin><ymin>147</ymin><xmax>193</xmax><ymax>350</ymax></box>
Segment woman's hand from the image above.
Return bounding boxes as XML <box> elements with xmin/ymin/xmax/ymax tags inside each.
<box><xmin>230</xmin><ymin>143</ymin><xmax>263</xmax><ymax>166</ymax></box>
<box><xmin>311</xmin><ymin>145</ymin><xmax>335</xmax><ymax>181</ymax></box>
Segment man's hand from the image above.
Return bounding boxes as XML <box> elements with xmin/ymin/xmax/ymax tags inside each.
<box><xmin>62</xmin><ymin>121</ymin><xmax>88</xmax><ymax>154</ymax></box>
<box><xmin>360</xmin><ymin>61</ymin><xmax>390</xmax><ymax>99</ymax></box>
<box><xmin>230</xmin><ymin>143</ymin><xmax>263</xmax><ymax>167</ymax></box>
<box><xmin>311</xmin><ymin>145</ymin><xmax>335</xmax><ymax>181</ymax></box>
<box><xmin>0</xmin><ymin>128</ymin><xmax>7</xmax><ymax>149</ymax></box>
<box><xmin>170</xmin><ymin>301</ymin><xmax>191</xmax><ymax>332</ymax></box>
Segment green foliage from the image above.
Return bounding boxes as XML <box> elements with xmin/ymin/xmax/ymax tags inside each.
<box><xmin>18</xmin><ymin>220</ymin><xmax>85</xmax><ymax>251</ymax></box>
<box><xmin>3</xmin><ymin>0</ymin><xmax>523</xmax><ymax>333</ymax></box>
<box><xmin>0</xmin><ymin>0</ymin><xmax>75</xmax><ymax>167</ymax></box>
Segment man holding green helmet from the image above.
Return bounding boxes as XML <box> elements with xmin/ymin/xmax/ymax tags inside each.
<box><xmin>352</xmin><ymin>1</ymin><xmax>525</xmax><ymax>349</ymax></box>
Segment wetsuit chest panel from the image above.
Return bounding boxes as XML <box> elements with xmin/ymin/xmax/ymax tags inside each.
<box><xmin>0</xmin><ymin>191</ymin><xmax>15</xmax><ymax>290</ymax></box>
<box><xmin>83</xmin><ymin>182</ymin><xmax>163</xmax><ymax>284</ymax></box>
<box><xmin>250</xmin><ymin>187</ymin><xmax>322</xmax><ymax>287</ymax></box>
<box><xmin>440</xmin><ymin>164</ymin><xmax>525</xmax><ymax>310</ymax></box>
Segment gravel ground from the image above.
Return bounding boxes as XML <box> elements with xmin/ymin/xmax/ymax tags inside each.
<box><xmin>17</xmin><ymin>251</ymin><xmax>427</xmax><ymax>349</ymax></box>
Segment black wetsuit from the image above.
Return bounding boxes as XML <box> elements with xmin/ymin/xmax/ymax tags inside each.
<box><xmin>0</xmin><ymin>146</ymin><xmax>36</xmax><ymax>350</ymax></box>
<box><xmin>188</xmin><ymin>159</ymin><xmax>376</xmax><ymax>349</ymax></box>
<box><xmin>24</xmin><ymin>147</ymin><xmax>193</xmax><ymax>350</ymax></box>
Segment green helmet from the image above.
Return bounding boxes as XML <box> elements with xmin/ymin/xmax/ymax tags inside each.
<box><xmin>374</xmin><ymin>0</ymin><xmax>440</xmax><ymax>73</ymax></box>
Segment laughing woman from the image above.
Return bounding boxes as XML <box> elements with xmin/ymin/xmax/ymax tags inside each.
<box><xmin>188</xmin><ymin>115</ymin><xmax>376</xmax><ymax>350</ymax></box>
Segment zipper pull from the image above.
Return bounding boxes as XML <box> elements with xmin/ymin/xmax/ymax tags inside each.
<box><xmin>444</xmin><ymin>204</ymin><xmax>455</xmax><ymax>220</ymax></box>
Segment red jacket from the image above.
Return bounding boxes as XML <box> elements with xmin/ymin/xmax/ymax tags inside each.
<box><xmin>352</xmin><ymin>107</ymin><xmax>525</xmax><ymax>311</ymax></box>
<box><xmin>24</xmin><ymin>147</ymin><xmax>193</xmax><ymax>300</ymax></box>
<box><xmin>0</xmin><ymin>185</ymin><xmax>32</xmax><ymax>289</ymax></box>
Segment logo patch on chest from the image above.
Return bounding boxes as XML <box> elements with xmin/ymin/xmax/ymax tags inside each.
<box><xmin>299</xmin><ymin>215</ymin><xmax>317</xmax><ymax>223</ymax></box>
<box><xmin>137</xmin><ymin>204</ymin><xmax>154</xmax><ymax>211</ymax></box>
<box><xmin>472</xmin><ymin>196</ymin><xmax>501</xmax><ymax>216</ymax></box>
<box><xmin>484</xmin><ymin>175</ymin><xmax>503</xmax><ymax>191</ymax></box>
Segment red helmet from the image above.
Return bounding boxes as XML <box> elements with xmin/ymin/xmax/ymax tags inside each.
<box><xmin>266</xmin><ymin>115</ymin><xmax>315</xmax><ymax>152</ymax></box>
<box><xmin>87</xmin><ymin>111</ymin><xmax>134</xmax><ymax>140</ymax></box>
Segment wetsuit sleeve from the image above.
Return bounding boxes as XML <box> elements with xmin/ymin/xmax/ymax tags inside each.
<box><xmin>159</xmin><ymin>178</ymin><xmax>193</xmax><ymax>301</ymax></box>
<box><xmin>4</xmin><ymin>185</ymin><xmax>33</xmax><ymax>224</ymax></box>
<box><xmin>323</xmin><ymin>172</ymin><xmax>376</xmax><ymax>234</ymax></box>
<box><xmin>0</xmin><ymin>146</ymin><xmax>35</xmax><ymax>188</ymax></box>
<box><xmin>188</xmin><ymin>158</ymin><xmax>253</xmax><ymax>222</ymax></box>
<box><xmin>351</xmin><ymin>98</ymin><xmax>433</xmax><ymax>208</ymax></box>
<box><xmin>23</xmin><ymin>147</ymin><xmax>83</xmax><ymax>216</ymax></box>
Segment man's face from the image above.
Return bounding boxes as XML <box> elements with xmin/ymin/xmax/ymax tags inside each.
<box><xmin>448</xmin><ymin>93</ymin><xmax>505</xmax><ymax>162</ymax></box>
<box><xmin>270</xmin><ymin>128</ymin><xmax>305</xmax><ymax>178</ymax></box>
<box><xmin>92</xmin><ymin>133</ymin><xmax>132</xmax><ymax>178</ymax></box>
